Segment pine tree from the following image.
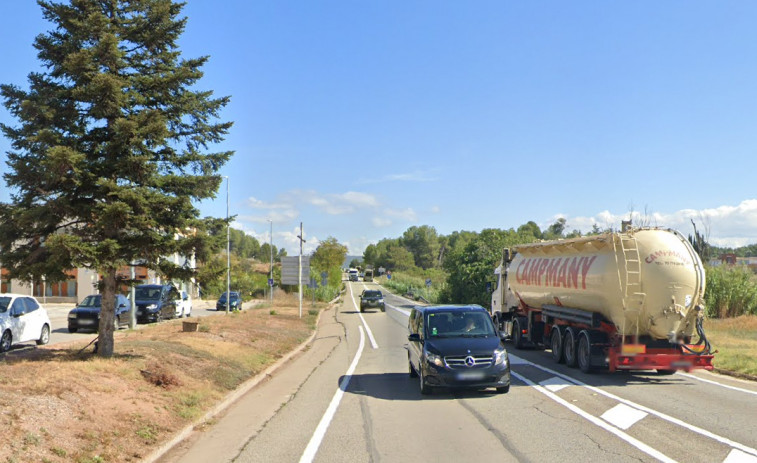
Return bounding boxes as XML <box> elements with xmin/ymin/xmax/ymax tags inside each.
<box><xmin>0</xmin><ymin>0</ymin><xmax>232</xmax><ymax>357</ymax></box>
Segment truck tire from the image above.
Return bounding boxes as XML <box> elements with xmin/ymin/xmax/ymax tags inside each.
<box><xmin>512</xmin><ymin>318</ymin><xmax>526</xmax><ymax>349</ymax></box>
<box><xmin>550</xmin><ymin>327</ymin><xmax>564</xmax><ymax>363</ymax></box>
<box><xmin>577</xmin><ymin>330</ymin><xmax>593</xmax><ymax>373</ymax></box>
<box><xmin>563</xmin><ymin>328</ymin><xmax>578</xmax><ymax>367</ymax></box>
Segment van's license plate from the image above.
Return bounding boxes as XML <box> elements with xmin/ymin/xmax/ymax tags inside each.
<box><xmin>457</xmin><ymin>371</ymin><xmax>485</xmax><ymax>380</ymax></box>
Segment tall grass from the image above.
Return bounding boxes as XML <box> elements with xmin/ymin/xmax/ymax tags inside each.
<box><xmin>704</xmin><ymin>265</ymin><xmax>757</xmax><ymax>318</ymax></box>
<box><xmin>379</xmin><ymin>271</ymin><xmax>444</xmax><ymax>303</ymax></box>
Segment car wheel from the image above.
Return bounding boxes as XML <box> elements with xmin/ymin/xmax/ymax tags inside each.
<box><xmin>408</xmin><ymin>356</ymin><xmax>418</xmax><ymax>378</ymax></box>
<box><xmin>113</xmin><ymin>315</ymin><xmax>120</xmax><ymax>331</ymax></box>
<box><xmin>68</xmin><ymin>326</ymin><xmax>78</xmax><ymax>334</ymax></box>
<box><xmin>37</xmin><ymin>324</ymin><xmax>50</xmax><ymax>346</ymax></box>
<box><xmin>0</xmin><ymin>330</ymin><xmax>12</xmax><ymax>352</ymax></box>
<box><xmin>496</xmin><ymin>385</ymin><xmax>510</xmax><ymax>394</ymax></box>
<box><xmin>419</xmin><ymin>367</ymin><xmax>431</xmax><ymax>395</ymax></box>
<box><xmin>155</xmin><ymin>311</ymin><xmax>163</xmax><ymax>323</ymax></box>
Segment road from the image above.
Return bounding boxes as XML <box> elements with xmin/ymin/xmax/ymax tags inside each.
<box><xmin>159</xmin><ymin>281</ymin><xmax>757</xmax><ymax>463</ymax></box>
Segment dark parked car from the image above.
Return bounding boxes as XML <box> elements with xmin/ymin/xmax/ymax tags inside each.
<box><xmin>360</xmin><ymin>290</ymin><xmax>385</xmax><ymax>312</ymax></box>
<box><xmin>407</xmin><ymin>305</ymin><xmax>510</xmax><ymax>395</ymax></box>
<box><xmin>134</xmin><ymin>284</ymin><xmax>180</xmax><ymax>323</ymax></box>
<box><xmin>68</xmin><ymin>294</ymin><xmax>131</xmax><ymax>333</ymax></box>
<box><xmin>216</xmin><ymin>291</ymin><xmax>242</xmax><ymax>311</ymax></box>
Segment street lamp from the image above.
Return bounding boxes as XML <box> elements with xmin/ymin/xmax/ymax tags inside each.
<box><xmin>268</xmin><ymin>219</ymin><xmax>273</xmax><ymax>303</ymax></box>
<box><xmin>225</xmin><ymin>176</ymin><xmax>230</xmax><ymax>313</ymax></box>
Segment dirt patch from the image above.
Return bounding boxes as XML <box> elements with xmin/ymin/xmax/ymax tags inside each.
<box><xmin>0</xmin><ymin>300</ymin><xmax>320</xmax><ymax>463</ymax></box>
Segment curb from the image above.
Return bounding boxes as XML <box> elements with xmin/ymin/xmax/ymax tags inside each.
<box><xmin>142</xmin><ymin>307</ymin><xmax>327</xmax><ymax>463</ymax></box>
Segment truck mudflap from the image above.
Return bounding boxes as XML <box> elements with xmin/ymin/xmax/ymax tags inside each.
<box><xmin>609</xmin><ymin>347</ymin><xmax>715</xmax><ymax>372</ymax></box>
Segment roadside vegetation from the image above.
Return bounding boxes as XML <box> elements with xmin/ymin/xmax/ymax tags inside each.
<box><xmin>0</xmin><ymin>295</ymin><xmax>320</xmax><ymax>463</ymax></box>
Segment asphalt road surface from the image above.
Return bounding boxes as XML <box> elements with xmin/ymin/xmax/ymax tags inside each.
<box><xmin>160</xmin><ymin>281</ymin><xmax>757</xmax><ymax>463</ymax></box>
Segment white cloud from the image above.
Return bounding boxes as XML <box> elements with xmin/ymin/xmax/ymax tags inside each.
<box><xmin>558</xmin><ymin>199</ymin><xmax>757</xmax><ymax>248</ymax></box>
<box><xmin>357</xmin><ymin>170</ymin><xmax>439</xmax><ymax>185</ymax></box>
<box><xmin>305</xmin><ymin>190</ymin><xmax>379</xmax><ymax>215</ymax></box>
<box><xmin>431</xmin><ymin>205</ymin><xmax>441</xmax><ymax>213</ymax></box>
<box><xmin>246</xmin><ymin>196</ymin><xmax>293</xmax><ymax>210</ymax></box>
<box><xmin>385</xmin><ymin>207</ymin><xmax>417</xmax><ymax>222</ymax></box>
<box><xmin>372</xmin><ymin>217</ymin><xmax>392</xmax><ymax>227</ymax></box>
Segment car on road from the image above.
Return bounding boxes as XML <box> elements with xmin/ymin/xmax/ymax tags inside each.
<box><xmin>0</xmin><ymin>294</ymin><xmax>51</xmax><ymax>352</ymax></box>
<box><xmin>348</xmin><ymin>269</ymin><xmax>359</xmax><ymax>282</ymax></box>
<box><xmin>134</xmin><ymin>284</ymin><xmax>180</xmax><ymax>323</ymax></box>
<box><xmin>68</xmin><ymin>294</ymin><xmax>131</xmax><ymax>333</ymax></box>
<box><xmin>216</xmin><ymin>291</ymin><xmax>242</xmax><ymax>311</ymax></box>
<box><xmin>177</xmin><ymin>290</ymin><xmax>192</xmax><ymax>318</ymax></box>
<box><xmin>360</xmin><ymin>290</ymin><xmax>385</xmax><ymax>312</ymax></box>
<box><xmin>407</xmin><ymin>305</ymin><xmax>510</xmax><ymax>395</ymax></box>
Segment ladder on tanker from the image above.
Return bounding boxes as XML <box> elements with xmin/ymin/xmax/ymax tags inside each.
<box><xmin>614</xmin><ymin>233</ymin><xmax>645</xmax><ymax>334</ymax></box>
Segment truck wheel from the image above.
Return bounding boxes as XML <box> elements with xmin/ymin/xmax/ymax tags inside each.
<box><xmin>563</xmin><ymin>328</ymin><xmax>578</xmax><ymax>367</ymax></box>
<box><xmin>513</xmin><ymin>318</ymin><xmax>525</xmax><ymax>349</ymax></box>
<box><xmin>656</xmin><ymin>369</ymin><xmax>676</xmax><ymax>375</ymax></box>
<box><xmin>550</xmin><ymin>328</ymin><xmax>564</xmax><ymax>363</ymax></box>
<box><xmin>577</xmin><ymin>331</ymin><xmax>593</xmax><ymax>373</ymax></box>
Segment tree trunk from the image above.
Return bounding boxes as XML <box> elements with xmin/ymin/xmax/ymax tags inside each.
<box><xmin>97</xmin><ymin>268</ymin><xmax>117</xmax><ymax>357</ymax></box>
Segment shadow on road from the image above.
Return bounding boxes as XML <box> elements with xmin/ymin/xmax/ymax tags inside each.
<box><xmin>341</xmin><ymin>372</ymin><xmax>522</xmax><ymax>401</ymax></box>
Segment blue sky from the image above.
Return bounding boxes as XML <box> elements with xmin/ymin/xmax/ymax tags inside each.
<box><xmin>2</xmin><ymin>1</ymin><xmax>757</xmax><ymax>255</ymax></box>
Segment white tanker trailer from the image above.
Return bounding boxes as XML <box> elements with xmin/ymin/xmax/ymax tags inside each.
<box><xmin>490</xmin><ymin>227</ymin><xmax>714</xmax><ymax>373</ymax></box>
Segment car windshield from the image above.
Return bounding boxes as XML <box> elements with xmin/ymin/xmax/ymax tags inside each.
<box><xmin>219</xmin><ymin>292</ymin><xmax>238</xmax><ymax>301</ymax></box>
<box><xmin>135</xmin><ymin>287</ymin><xmax>162</xmax><ymax>300</ymax></box>
<box><xmin>78</xmin><ymin>295</ymin><xmax>101</xmax><ymax>307</ymax></box>
<box><xmin>426</xmin><ymin>311</ymin><xmax>496</xmax><ymax>338</ymax></box>
<box><xmin>363</xmin><ymin>291</ymin><xmax>381</xmax><ymax>297</ymax></box>
<box><xmin>0</xmin><ymin>297</ymin><xmax>10</xmax><ymax>313</ymax></box>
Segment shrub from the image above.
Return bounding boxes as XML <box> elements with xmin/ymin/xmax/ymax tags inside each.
<box><xmin>705</xmin><ymin>265</ymin><xmax>757</xmax><ymax>318</ymax></box>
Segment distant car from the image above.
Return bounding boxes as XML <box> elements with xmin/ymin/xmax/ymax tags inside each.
<box><xmin>360</xmin><ymin>290</ymin><xmax>385</xmax><ymax>312</ymax></box>
<box><xmin>364</xmin><ymin>269</ymin><xmax>374</xmax><ymax>282</ymax></box>
<box><xmin>177</xmin><ymin>291</ymin><xmax>192</xmax><ymax>318</ymax></box>
<box><xmin>0</xmin><ymin>294</ymin><xmax>51</xmax><ymax>352</ymax></box>
<box><xmin>134</xmin><ymin>284</ymin><xmax>180</xmax><ymax>323</ymax></box>
<box><xmin>348</xmin><ymin>269</ymin><xmax>359</xmax><ymax>282</ymax></box>
<box><xmin>68</xmin><ymin>294</ymin><xmax>131</xmax><ymax>333</ymax></box>
<box><xmin>216</xmin><ymin>291</ymin><xmax>242</xmax><ymax>311</ymax></box>
<box><xmin>407</xmin><ymin>305</ymin><xmax>510</xmax><ymax>395</ymax></box>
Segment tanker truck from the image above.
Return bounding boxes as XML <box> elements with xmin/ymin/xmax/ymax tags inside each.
<box><xmin>490</xmin><ymin>227</ymin><xmax>714</xmax><ymax>373</ymax></box>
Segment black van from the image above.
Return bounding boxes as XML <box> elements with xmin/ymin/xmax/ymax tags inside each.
<box><xmin>407</xmin><ymin>305</ymin><xmax>510</xmax><ymax>395</ymax></box>
<box><xmin>134</xmin><ymin>284</ymin><xmax>180</xmax><ymax>323</ymax></box>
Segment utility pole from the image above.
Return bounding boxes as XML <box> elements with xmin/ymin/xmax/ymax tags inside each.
<box><xmin>297</xmin><ymin>222</ymin><xmax>305</xmax><ymax>318</ymax></box>
<box><xmin>129</xmin><ymin>264</ymin><xmax>136</xmax><ymax>329</ymax></box>
<box><xmin>225</xmin><ymin>176</ymin><xmax>230</xmax><ymax>314</ymax></box>
<box><xmin>269</xmin><ymin>219</ymin><xmax>273</xmax><ymax>303</ymax></box>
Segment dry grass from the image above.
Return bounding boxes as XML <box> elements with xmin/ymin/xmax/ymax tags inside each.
<box><xmin>0</xmin><ymin>301</ymin><xmax>318</xmax><ymax>463</ymax></box>
<box><xmin>705</xmin><ymin>315</ymin><xmax>757</xmax><ymax>378</ymax></box>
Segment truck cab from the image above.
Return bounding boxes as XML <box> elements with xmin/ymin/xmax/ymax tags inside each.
<box><xmin>490</xmin><ymin>249</ymin><xmax>518</xmax><ymax>335</ymax></box>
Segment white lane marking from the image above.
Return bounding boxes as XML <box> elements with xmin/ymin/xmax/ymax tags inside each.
<box><xmin>348</xmin><ymin>283</ymin><xmax>378</xmax><ymax>349</ymax></box>
<box><xmin>540</xmin><ymin>376</ymin><xmax>572</xmax><ymax>392</ymax></box>
<box><xmin>601</xmin><ymin>404</ymin><xmax>648</xmax><ymax>430</ymax></box>
<box><xmin>509</xmin><ymin>354</ymin><xmax>757</xmax><ymax>458</ymax></box>
<box><xmin>724</xmin><ymin>449</ymin><xmax>757</xmax><ymax>463</ymax></box>
<box><xmin>511</xmin><ymin>371</ymin><xmax>677</xmax><ymax>463</ymax></box>
<box><xmin>508</xmin><ymin>355</ymin><xmax>529</xmax><ymax>365</ymax></box>
<box><xmin>385</xmin><ymin>303</ymin><xmax>410</xmax><ymax>317</ymax></box>
<box><xmin>679</xmin><ymin>372</ymin><xmax>757</xmax><ymax>397</ymax></box>
<box><xmin>299</xmin><ymin>326</ymin><xmax>366</xmax><ymax>463</ymax></box>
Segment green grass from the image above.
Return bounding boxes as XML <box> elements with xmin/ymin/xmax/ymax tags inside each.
<box><xmin>705</xmin><ymin>315</ymin><xmax>757</xmax><ymax>377</ymax></box>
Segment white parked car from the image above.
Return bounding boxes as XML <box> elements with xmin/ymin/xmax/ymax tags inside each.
<box><xmin>0</xmin><ymin>294</ymin><xmax>51</xmax><ymax>352</ymax></box>
<box><xmin>176</xmin><ymin>290</ymin><xmax>192</xmax><ymax>318</ymax></box>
